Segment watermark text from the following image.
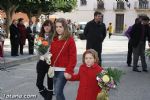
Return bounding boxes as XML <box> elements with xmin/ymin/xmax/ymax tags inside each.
<box><xmin>3</xmin><ymin>94</ymin><xmax>37</xmax><ymax>99</ymax></box>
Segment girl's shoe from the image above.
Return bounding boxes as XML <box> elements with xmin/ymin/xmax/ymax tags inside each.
<box><xmin>46</xmin><ymin>91</ymin><xmax>53</xmax><ymax>100</ymax></box>
<box><xmin>39</xmin><ymin>88</ymin><xmax>48</xmax><ymax>100</ymax></box>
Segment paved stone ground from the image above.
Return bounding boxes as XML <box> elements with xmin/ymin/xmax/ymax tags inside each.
<box><xmin>0</xmin><ymin>39</ymin><xmax>38</xmax><ymax>68</ymax></box>
<box><xmin>0</xmin><ymin>35</ymin><xmax>150</xmax><ymax>100</ymax></box>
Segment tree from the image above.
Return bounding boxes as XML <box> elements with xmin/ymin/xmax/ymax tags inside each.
<box><xmin>16</xmin><ymin>0</ymin><xmax>56</xmax><ymax>20</ymax></box>
<box><xmin>17</xmin><ymin>0</ymin><xmax>77</xmax><ymax>21</ymax></box>
<box><xmin>54</xmin><ymin>0</ymin><xmax>77</xmax><ymax>12</ymax></box>
<box><xmin>0</xmin><ymin>0</ymin><xmax>77</xmax><ymax>36</ymax></box>
<box><xmin>0</xmin><ymin>0</ymin><xmax>24</xmax><ymax>36</ymax></box>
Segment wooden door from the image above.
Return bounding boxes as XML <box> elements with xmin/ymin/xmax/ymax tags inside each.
<box><xmin>115</xmin><ymin>14</ymin><xmax>124</xmax><ymax>33</ymax></box>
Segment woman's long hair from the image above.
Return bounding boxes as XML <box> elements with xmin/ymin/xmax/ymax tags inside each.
<box><xmin>39</xmin><ymin>20</ymin><xmax>54</xmax><ymax>37</ymax></box>
<box><xmin>53</xmin><ymin>18</ymin><xmax>71</xmax><ymax>40</ymax></box>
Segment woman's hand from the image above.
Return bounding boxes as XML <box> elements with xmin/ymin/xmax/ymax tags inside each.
<box><xmin>64</xmin><ymin>72</ymin><xmax>71</xmax><ymax>79</ymax></box>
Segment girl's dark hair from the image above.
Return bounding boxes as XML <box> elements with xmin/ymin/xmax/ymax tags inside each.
<box><xmin>54</xmin><ymin>18</ymin><xmax>71</xmax><ymax>40</ymax></box>
<box><xmin>39</xmin><ymin>20</ymin><xmax>54</xmax><ymax>37</ymax></box>
<box><xmin>82</xmin><ymin>49</ymin><xmax>99</xmax><ymax>64</ymax></box>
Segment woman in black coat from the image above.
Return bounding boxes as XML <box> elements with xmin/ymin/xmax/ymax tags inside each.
<box><xmin>36</xmin><ymin>20</ymin><xmax>54</xmax><ymax>100</ymax></box>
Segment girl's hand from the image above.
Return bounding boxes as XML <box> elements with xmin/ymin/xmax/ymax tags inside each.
<box><xmin>64</xmin><ymin>73</ymin><xmax>71</xmax><ymax>79</ymax></box>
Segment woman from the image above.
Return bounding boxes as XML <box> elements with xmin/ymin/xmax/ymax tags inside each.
<box><xmin>36</xmin><ymin>20</ymin><xmax>54</xmax><ymax>100</ymax></box>
<box><xmin>50</xmin><ymin>18</ymin><xmax>77</xmax><ymax>100</ymax></box>
<box><xmin>17</xmin><ymin>18</ymin><xmax>27</xmax><ymax>55</ymax></box>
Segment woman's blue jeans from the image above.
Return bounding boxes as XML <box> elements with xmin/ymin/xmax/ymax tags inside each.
<box><xmin>54</xmin><ymin>71</ymin><xmax>67</xmax><ymax>100</ymax></box>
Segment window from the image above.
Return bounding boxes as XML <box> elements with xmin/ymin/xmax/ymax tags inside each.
<box><xmin>117</xmin><ymin>1</ymin><xmax>125</xmax><ymax>9</ymax></box>
<box><xmin>97</xmin><ymin>0</ymin><xmax>104</xmax><ymax>9</ymax></box>
<box><xmin>139</xmin><ymin>0</ymin><xmax>149</xmax><ymax>9</ymax></box>
<box><xmin>80</xmin><ymin>0</ymin><xmax>87</xmax><ymax>6</ymax></box>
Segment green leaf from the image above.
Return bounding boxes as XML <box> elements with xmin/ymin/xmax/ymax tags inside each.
<box><xmin>106</xmin><ymin>68</ymin><xmax>124</xmax><ymax>85</ymax></box>
<box><xmin>145</xmin><ymin>49</ymin><xmax>150</xmax><ymax>57</ymax></box>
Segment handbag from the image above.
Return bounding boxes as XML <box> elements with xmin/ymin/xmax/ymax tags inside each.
<box><xmin>48</xmin><ymin>66</ymin><xmax>55</xmax><ymax>78</ymax></box>
<box><xmin>48</xmin><ymin>39</ymin><xmax>68</xmax><ymax>78</ymax></box>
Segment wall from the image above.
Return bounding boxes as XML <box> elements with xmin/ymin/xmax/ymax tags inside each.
<box><xmin>53</xmin><ymin>0</ymin><xmax>150</xmax><ymax>33</ymax></box>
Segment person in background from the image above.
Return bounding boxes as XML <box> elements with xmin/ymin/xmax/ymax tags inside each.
<box><xmin>67</xmin><ymin>19</ymin><xmax>73</xmax><ymax>35</ymax></box>
<box><xmin>124</xmin><ymin>18</ymin><xmax>141</xmax><ymax>67</ymax></box>
<box><xmin>9</xmin><ymin>19</ymin><xmax>20</xmax><ymax>56</ymax></box>
<box><xmin>84</xmin><ymin>11</ymin><xmax>106</xmax><ymax>66</ymax></box>
<box><xmin>17</xmin><ymin>18</ymin><xmax>27</xmax><ymax>55</ymax></box>
<box><xmin>50</xmin><ymin>18</ymin><xmax>77</xmax><ymax>100</ymax></box>
<box><xmin>67</xmin><ymin>49</ymin><xmax>103</xmax><ymax>100</ymax></box>
<box><xmin>33</xmin><ymin>19</ymin><xmax>42</xmax><ymax>35</ymax></box>
<box><xmin>26</xmin><ymin>20</ymin><xmax>34</xmax><ymax>55</ymax></box>
<box><xmin>0</xmin><ymin>25</ymin><xmax>6</xmax><ymax>59</ymax></box>
<box><xmin>130</xmin><ymin>16</ymin><xmax>150</xmax><ymax>72</ymax></box>
<box><xmin>107</xmin><ymin>22</ymin><xmax>113</xmax><ymax>39</ymax></box>
<box><xmin>36</xmin><ymin>20</ymin><xmax>54</xmax><ymax>100</ymax></box>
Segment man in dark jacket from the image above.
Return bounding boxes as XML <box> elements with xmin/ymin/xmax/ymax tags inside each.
<box><xmin>124</xmin><ymin>18</ymin><xmax>140</xmax><ymax>67</ymax></box>
<box><xmin>26</xmin><ymin>20</ymin><xmax>34</xmax><ymax>55</ymax></box>
<box><xmin>130</xmin><ymin>16</ymin><xmax>150</xmax><ymax>72</ymax></box>
<box><xmin>84</xmin><ymin>11</ymin><xmax>106</xmax><ymax>66</ymax></box>
<box><xmin>10</xmin><ymin>19</ymin><xmax>20</xmax><ymax>56</ymax></box>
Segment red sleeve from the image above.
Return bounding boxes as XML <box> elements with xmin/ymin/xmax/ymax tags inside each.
<box><xmin>99</xmin><ymin>66</ymin><xmax>103</xmax><ymax>72</ymax></box>
<box><xmin>69</xmin><ymin>65</ymin><xmax>82</xmax><ymax>81</ymax></box>
<box><xmin>69</xmin><ymin>73</ymin><xmax>80</xmax><ymax>81</ymax></box>
<box><xmin>65</xmin><ymin>37</ymin><xmax>77</xmax><ymax>74</ymax></box>
<box><xmin>96</xmin><ymin>64</ymin><xmax>104</xmax><ymax>73</ymax></box>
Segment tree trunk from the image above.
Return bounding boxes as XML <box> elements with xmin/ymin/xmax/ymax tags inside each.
<box><xmin>5</xmin><ymin>6</ymin><xmax>17</xmax><ymax>38</ymax></box>
<box><xmin>27</xmin><ymin>12</ymin><xmax>32</xmax><ymax>22</ymax></box>
<box><xmin>28</xmin><ymin>16</ymin><xmax>32</xmax><ymax>21</ymax></box>
<box><xmin>35</xmin><ymin>8</ymin><xmax>42</xmax><ymax>21</ymax></box>
<box><xmin>5</xmin><ymin>10</ymin><xmax>11</xmax><ymax>38</ymax></box>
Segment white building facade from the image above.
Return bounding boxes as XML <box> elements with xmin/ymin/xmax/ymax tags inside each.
<box><xmin>53</xmin><ymin>0</ymin><xmax>150</xmax><ymax>33</ymax></box>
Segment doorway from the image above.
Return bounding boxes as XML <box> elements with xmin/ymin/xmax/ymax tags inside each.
<box><xmin>115</xmin><ymin>14</ymin><xmax>124</xmax><ymax>33</ymax></box>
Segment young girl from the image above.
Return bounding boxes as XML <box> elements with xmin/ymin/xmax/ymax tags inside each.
<box><xmin>50</xmin><ymin>18</ymin><xmax>77</xmax><ymax>100</ymax></box>
<box><xmin>36</xmin><ymin>20</ymin><xmax>54</xmax><ymax>100</ymax></box>
<box><xmin>67</xmin><ymin>49</ymin><xmax>103</xmax><ymax>100</ymax></box>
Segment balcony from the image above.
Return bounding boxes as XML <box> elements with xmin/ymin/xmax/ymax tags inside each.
<box><xmin>80</xmin><ymin>0</ymin><xmax>87</xmax><ymax>6</ymax></box>
<box><xmin>113</xmin><ymin>1</ymin><xmax>126</xmax><ymax>11</ymax></box>
<box><xmin>94</xmin><ymin>0</ymin><xmax>105</xmax><ymax>11</ymax></box>
<box><xmin>134</xmin><ymin>1</ymin><xmax>150</xmax><ymax>11</ymax></box>
<box><xmin>97</xmin><ymin>1</ymin><xmax>105</xmax><ymax>10</ymax></box>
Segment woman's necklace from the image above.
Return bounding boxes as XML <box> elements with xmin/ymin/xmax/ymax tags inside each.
<box><xmin>58</xmin><ymin>35</ymin><xmax>62</xmax><ymax>40</ymax></box>
<box><xmin>45</xmin><ymin>33</ymin><xmax>49</xmax><ymax>40</ymax></box>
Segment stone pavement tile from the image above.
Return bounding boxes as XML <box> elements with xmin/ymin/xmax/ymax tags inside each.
<box><xmin>0</xmin><ymin>39</ymin><xmax>39</xmax><ymax>69</ymax></box>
